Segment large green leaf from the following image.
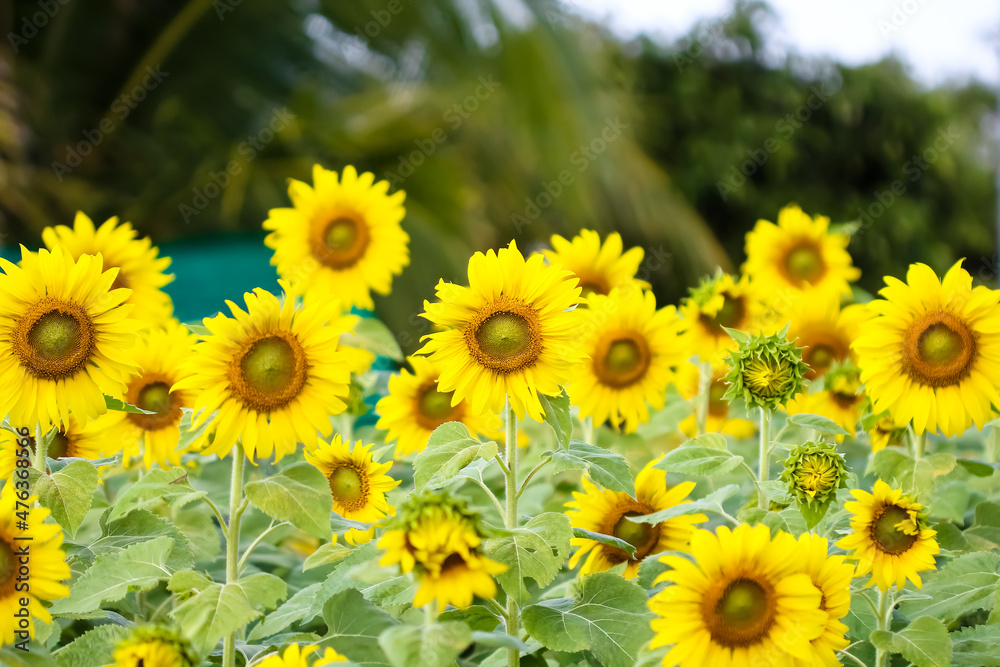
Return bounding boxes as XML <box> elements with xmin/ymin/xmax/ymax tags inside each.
<box><xmin>379</xmin><ymin>622</ymin><xmax>472</xmax><ymax>667</ymax></box>
<box><xmin>785</xmin><ymin>413</ymin><xmax>850</xmax><ymax>436</ymax></box>
<box><xmin>107</xmin><ymin>467</ymin><xmax>205</xmax><ymax>522</ymax></box>
<box><xmin>413</xmin><ymin>422</ymin><xmax>498</xmax><ymax>491</ymax></box>
<box><xmin>548</xmin><ymin>440</ymin><xmax>634</xmax><ymax>494</ymax></box>
<box><xmin>304</xmin><ymin>543</ymin><xmax>379</xmax><ymax>620</ymax></box>
<box><xmin>485</xmin><ymin>512</ymin><xmax>572</xmax><ymax>604</ymax></box>
<box><xmin>80</xmin><ymin>509</ymin><xmax>195</xmax><ymax>572</ymax></box>
<box><xmin>321</xmin><ymin>589</ymin><xmax>397</xmax><ymax>666</ymax></box>
<box><xmin>538</xmin><ymin>390</ymin><xmax>572</xmax><ymax>449</ymax></box>
<box><xmin>653</xmin><ymin>444</ymin><xmax>743</xmax><ymax>477</ymax></box>
<box><xmin>869</xmin><ymin>616</ymin><xmax>951</xmax><ymax>667</ymax></box>
<box><xmin>899</xmin><ymin>551</ymin><xmax>1000</xmax><ymax>624</ymax></box>
<box><xmin>629</xmin><ymin>484</ymin><xmax>739</xmax><ymax>525</ymax></box>
<box><xmin>32</xmin><ymin>459</ymin><xmax>99</xmax><ymax>537</ymax></box>
<box><xmin>952</xmin><ymin>624</ymin><xmax>1000</xmax><ymax>667</ymax></box>
<box><xmin>248</xmin><ymin>582</ymin><xmax>323</xmax><ymax>641</ymax></box>
<box><xmin>244</xmin><ymin>461</ymin><xmax>333</xmax><ymax>539</ymax></box>
<box><xmin>54</xmin><ymin>624</ymin><xmax>130</xmax><ymax>667</ymax></box>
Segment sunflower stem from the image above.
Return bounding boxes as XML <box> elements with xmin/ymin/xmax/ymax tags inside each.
<box><xmin>757</xmin><ymin>408</ymin><xmax>771</xmax><ymax>509</ymax></box>
<box><xmin>696</xmin><ymin>361</ymin><xmax>712</xmax><ymax>435</ymax></box>
<box><xmin>913</xmin><ymin>431</ymin><xmax>926</xmax><ymax>461</ymax></box>
<box><xmin>582</xmin><ymin>415</ymin><xmax>594</xmax><ymax>447</ymax></box>
<box><xmin>32</xmin><ymin>424</ymin><xmax>47</xmax><ymax>472</ymax></box>
<box><xmin>222</xmin><ymin>446</ymin><xmax>246</xmax><ymax>667</ymax></box>
<box><xmin>504</xmin><ymin>398</ymin><xmax>520</xmax><ymax>667</ymax></box>
<box><xmin>874</xmin><ymin>589</ymin><xmax>891</xmax><ymax>667</ymax></box>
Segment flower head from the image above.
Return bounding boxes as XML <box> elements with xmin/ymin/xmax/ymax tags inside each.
<box><xmin>110</xmin><ymin>626</ymin><xmax>197</xmax><ymax>667</ymax></box>
<box><xmin>723</xmin><ymin>328</ymin><xmax>808</xmax><ymax>411</ymax></box>
<box><xmin>780</xmin><ymin>440</ymin><xmax>849</xmax><ymax>527</ymax></box>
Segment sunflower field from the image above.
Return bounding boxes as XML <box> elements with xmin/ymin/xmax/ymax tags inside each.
<box><xmin>2</xmin><ymin>163</ymin><xmax>1000</xmax><ymax>667</ymax></box>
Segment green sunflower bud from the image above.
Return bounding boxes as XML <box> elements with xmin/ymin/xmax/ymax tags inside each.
<box><xmin>382</xmin><ymin>488</ymin><xmax>485</xmax><ymax>535</ymax></box>
<box><xmin>779</xmin><ymin>440</ymin><xmax>849</xmax><ymax>528</ymax></box>
<box><xmin>722</xmin><ymin>327</ymin><xmax>808</xmax><ymax>411</ymax></box>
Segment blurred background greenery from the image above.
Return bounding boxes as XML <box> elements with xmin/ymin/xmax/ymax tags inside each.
<box><xmin>0</xmin><ymin>0</ymin><xmax>996</xmax><ymax>351</ymax></box>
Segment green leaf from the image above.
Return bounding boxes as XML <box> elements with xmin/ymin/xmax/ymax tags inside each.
<box><xmin>899</xmin><ymin>551</ymin><xmax>1000</xmax><ymax>624</ymax></box>
<box><xmin>244</xmin><ymin>462</ymin><xmax>333</xmax><ymax>539</ymax></box>
<box><xmin>548</xmin><ymin>440</ymin><xmax>634</xmax><ymax>495</ymax></box>
<box><xmin>304</xmin><ymin>543</ymin><xmax>378</xmax><ymax>620</ymax></box>
<box><xmin>628</xmin><ymin>484</ymin><xmax>739</xmax><ymax>525</ymax></box>
<box><xmin>439</xmin><ymin>606</ymin><xmax>502</xmax><ymax>633</ymax></box>
<box><xmin>379</xmin><ymin>621</ymin><xmax>473</xmax><ymax>667</ymax></box>
<box><xmin>965</xmin><ymin>502</ymin><xmax>1000</xmax><ymax>549</ymax></box>
<box><xmin>760</xmin><ymin>507</ymin><xmax>807</xmax><ymax>536</ymax></box>
<box><xmin>571</xmin><ymin>527</ymin><xmax>635</xmax><ymax>557</ymax></box>
<box><xmin>361</xmin><ymin>576</ymin><xmax>417</xmax><ymax>617</ymax></box>
<box><xmin>522</xmin><ymin>571</ymin><xmax>655</xmax><ymax>667</ymax></box>
<box><xmin>54</xmin><ymin>624</ymin><xmax>130</xmax><ymax>667</ymax></box>
<box><xmin>797</xmin><ymin>499</ymin><xmax>831</xmax><ymax>529</ymax></box>
<box><xmin>104</xmin><ymin>395</ymin><xmax>154</xmax><ymax>414</ymax></box>
<box><xmin>303</xmin><ymin>541</ymin><xmax>354</xmax><ymax>571</ymax></box>
<box><xmin>414</xmin><ymin>422</ymin><xmax>498</xmax><ymax>491</ymax></box>
<box><xmin>49</xmin><ymin>536</ymin><xmax>176</xmax><ymax>615</ymax></box>
<box><xmin>785</xmin><ymin>413</ymin><xmax>850</xmax><ymax>436</ymax></box>
<box><xmin>485</xmin><ymin>512</ymin><xmax>572</xmax><ymax>604</ymax></box>
<box><xmin>538</xmin><ymin>390</ymin><xmax>572</xmax><ymax>449</ymax></box>
<box><xmin>87</xmin><ymin>509</ymin><xmax>195</xmax><ymax>571</ymax></box>
<box><xmin>470</xmin><ymin>630</ymin><xmax>531</xmax><ymax>651</ymax></box>
<box><xmin>342</xmin><ymin>316</ymin><xmax>403</xmax><ymax>361</ymax></box>
<box><xmin>957</xmin><ymin>459</ymin><xmax>996</xmax><ymax>477</ymax></box>
<box><xmin>33</xmin><ymin>459</ymin><xmax>98</xmax><ymax>537</ymax></box>
<box><xmin>653</xmin><ymin>445</ymin><xmax>743</xmax><ymax>477</ymax></box>
<box><xmin>183</xmin><ymin>322</ymin><xmax>211</xmax><ymax>336</ymax></box>
<box><xmin>682</xmin><ymin>433</ymin><xmax>727</xmax><ymax>449</ymax></box>
<box><xmin>170</xmin><ymin>573</ymin><xmax>286</xmax><ymax>655</ymax></box>
<box><xmin>869</xmin><ymin>616</ymin><xmax>951</xmax><ymax>667</ymax></box>
<box><xmin>952</xmin><ymin>624</ymin><xmax>1000</xmax><ymax>667</ymax></box>
<box><xmin>869</xmin><ymin>449</ymin><xmax>955</xmax><ymax>500</ymax></box>
<box><xmin>321</xmin><ymin>589</ymin><xmax>397</xmax><ymax>666</ymax></box>
<box><xmin>107</xmin><ymin>467</ymin><xmax>204</xmax><ymax>522</ymax></box>
<box><xmin>248</xmin><ymin>582</ymin><xmax>323</xmax><ymax>641</ymax></box>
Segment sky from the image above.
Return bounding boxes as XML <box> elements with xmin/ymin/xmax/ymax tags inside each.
<box><xmin>569</xmin><ymin>0</ymin><xmax>1000</xmax><ymax>87</ymax></box>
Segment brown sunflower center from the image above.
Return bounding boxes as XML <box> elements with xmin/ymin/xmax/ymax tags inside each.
<box><xmin>783</xmin><ymin>242</ymin><xmax>826</xmax><ymax>285</ymax></box>
<box><xmin>612</xmin><ymin>512</ymin><xmax>653</xmax><ymax>552</ymax></box>
<box><xmin>328</xmin><ymin>464</ymin><xmax>370</xmax><ymax>512</ymax></box>
<box><xmin>0</xmin><ymin>538</ymin><xmax>15</xmax><ymax>590</ymax></box>
<box><xmin>416</xmin><ymin>383</ymin><xmax>459</xmax><ymax>430</ymax></box>
<box><xmin>902</xmin><ymin>311</ymin><xmax>976</xmax><ymax>388</ymax></box>
<box><xmin>594</xmin><ymin>332</ymin><xmax>651</xmax><ymax>388</ymax></box>
<box><xmin>707</xmin><ymin>380</ymin><xmax>729</xmax><ymax>417</ymax></box>
<box><xmin>578</xmin><ymin>276</ymin><xmax>610</xmax><ymax>298</ymax></box>
<box><xmin>699</xmin><ymin>294</ymin><xmax>746</xmax><ymax>335</ymax></box>
<box><xmin>832</xmin><ymin>389</ymin><xmax>862</xmax><ymax>410</ymax></box>
<box><xmin>872</xmin><ymin>505</ymin><xmax>918</xmax><ymax>555</ymax></box>
<box><xmin>14</xmin><ymin>299</ymin><xmax>96</xmax><ymax>379</ymax></box>
<box><xmin>465</xmin><ymin>299</ymin><xmax>543</xmax><ymax>374</ymax></box>
<box><xmin>229</xmin><ymin>332</ymin><xmax>308</xmax><ymax>411</ymax></box>
<box><xmin>311</xmin><ymin>215</ymin><xmax>371</xmax><ymax>270</ymax></box>
<box><xmin>28</xmin><ymin>430</ymin><xmax>71</xmax><ymax>460</ymax></box>
<box><xmin>704</xmin><ymin>577</ymin><xmax>776</xmax><ymax>647</ymax></box>
<box><xmin>601</xmin><ymin>500</ymin><xmax>660</xmax><ymax>562</ymax></box>
<box><xmin>127</xmin><ymin>375</ymin><xmax>183</xmax><ymax>432</ymax></box>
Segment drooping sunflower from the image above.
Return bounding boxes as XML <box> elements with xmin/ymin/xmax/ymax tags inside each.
<box><xmin>419</xmin><ymin>241</ymin><xmax>584</xmax><ymax>422</ymax></box>
<box><xmin>785</xmin><ymin>291</ymin><xmax>869</xmax><ymax>379</ymax></box>
<box><xmin>567</xmin><ymin>457</ymin><xmax>706</xmax><ymax>579</ymax></box>
<box><xmin>854</xmin><ymin>260</ymin><xmax>1000</xmax><ymax>436</ymax></box>
<box><xmin>793</xmin><ymin>534</ymin><xmax>853</xmax><ymax>667</ymax></box>
<box><xmin>744</xmin><ymin>204</ymin><xmax>860</xmax><ymax>298</ymax></box>
<box><xmin>86</xmin><ymin>321</ymin><xmax>196</xmax><ymax>468</ymax></box>
<box><xmin>256</xmin><ymin>644</ymin><xmax>347</xmax><ymax>667</ymax></box>
<box><xmin>0</xmin><ymin>483</ymin><xmax>70</xmax><ymax>646</ymax></box>
<box><xmin>375</xmin><ymin>355</ymin><xmax>501</xmax><ymax>457</ymax></box>
<box><xmin>304</xmin><ymin>436</ymin><xmax>399</xmax><ymax>545</ymax></box>
<box><xmin>0</xmin><ymin>246</ymin><xmax>139</xmax><ymax>430</ymax></box>
<box><xmin>679</xmin><ymin>272</ymin><xmax>770</xmax><ymax>366</ymax></box>
<box><xmin>675</xmin><ymin>362</ymin><xmax>756</xmax><ymax>439</ymax></box>
<box><xmin>567</xmin><ymin>288</ymin><xmax>686</xmax><ymax>432</ymax></box>
<box><xmin>649</xmin><ymin>523</ymin><xmax>827</xmax><ymax>666</ymax></box>
<box><xmin>784</xmin><ymin>363</ymin><xmax>864</xmax><ymax>441</ymax></box>
<box><xmin>43</xmin><ymin>212</ymin><xmax>174</xmax><ymax>326</ymax></box>
<box><xmin>836</xmin><ymin>479</ymin><xmax>940</xmax><ymax>591</ymax></box>
<box><xmin>378</xmin><ymin>491</ymin><xmax>506</xmax><ymax>611</ymax></box>
<box><xmin>542</xmin><ymin>230</ymin><xmax>649</xmax><ymax>298</ymax></box>
<box><xmin>263</xmin><ymin>164</ymin><xmax>408</xmax><ymax>310</ymax></box>
<box><xmin>866</xmin><ymin>413</ymin><xmax>909</xmax><ymax>453</ymax></box>
<box><xmin>110</xmin><ymin>626</ymin><xmax>197</xmax><ymax>667</ymax></box>
<box><xmin>172</xmin><ymin>283</ymin><xmax>373</xmax><ymax>461</ymax></box>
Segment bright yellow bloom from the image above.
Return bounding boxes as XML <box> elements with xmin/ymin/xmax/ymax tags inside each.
<box><xmin>110</xmin><ymin>627</ymin><xmax>196</xmax><ymax>667</ymax></box>
<box><xmin>42</xmin><ymin>212</ymin><xmax>174</xmax><ymax>325</ymax></box>
<box><xmin>6</xmin><ymin>415</ymin><xmax>105</xmax><ymax>466</ymax></box>
<box><xmin>567</xmin><ymin>457</ymin><xmax>706</xmax><ymax>579</ymax></box>
<box><xmin>784</xmin><ymin>364</ymin><xmax>864</xmax><ymax>442</ymax></box>
<box><xmin>419</xmin><ymin>241</ymin><xmax>584</xmax><ymax>421</ymax></box>
<box><xmin>256</xmin><ymin>644</ymin><xmax>347</xmax><ymax>666</ymax></box>
<box><xmin>854</xmin><ymin>260</ymin><xmax>1000</xmax><ymax>436</ymax></box>
<box><xmin>675</xmin><ymin>362</ymin><xmax>756</xmax><ymax>438</ymax></box>
<box><xmin>542</xmin><ymin>230</ymin><xmax>649</xmax><ymax>297</ymax></box>
<box><xmin>836</xmin><ymin>480</ymin><xmax>940</xmax><ymax>591</ymax></box>
<box><xmin>0</xmin><ymin>246</ymin><xmax>139</xmax><ymax>430</ymax></box>
<box><xmin>679</xmin><ymin>273</ymin><xmax>769</xmax><ymax>367</ymax></box>
<box><xmin>792</xmin><ymin>534</ymin><xmax>853</xmax><ymax>667</ymax></box>
<box><xmin>867</xmin><ymin>413</ymin><xmax>908</xmax><ymax>453</ymax></box>
<box><xmin>264</xmin><ymin>164</ymin><xmax>408</xmax><ymax>310</ymax></box>
<box><xmin>785</xmin><ymin>291</ymin><xmax>869</xmax><ymax>379</ymax></box>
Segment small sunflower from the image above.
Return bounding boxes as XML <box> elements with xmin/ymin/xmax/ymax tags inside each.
<box><xmin>785</xmin><ymin>291</ymin><xmax>869</xmax><ymax>379</ymax></box>
<box><xmin>744</xmin><ymin>205</ymin><xmax>860</xmax><ymax>298</ymax></box>
<box><xmin>567</xmin><ymin>457</ymin><xmax>706</xmax><ymax>579</ymax></box>
<box><xmin>675</xmin><ymin>362</ymin><xmax>756</xmax><ymax>439</ymax></box>
<box><xmin>11</xmin><ymin>415</ymin><xmax>105</xmax><ymax>465</ymax></box>
<box><xmin>784</xmin><ymin>362</ymin><xmax>864</xmax><ymax>441</ymax></box>
<box><xmin>0</xmin><ymin>246</ymin><xmax>139</xmax><ymax>430</ymax></box>
<box><xmin>419</xmin><ymin>241</ymin><xmax>584</xmax><ymax>422</ymax></box>
<box><xmin>256</xmin><ymin>644</ymin><xmax>347</xmax><ymax>667</ymax></box>
<box><xmin>375</xmin><ymin>355</ymin><xmax>501</xmax><ymax>457</ymax></box>
<box><xmin>86</xmin><ymin>321</ymin><xmax>196</xmax><ymax>468</ymax></box>
<box><xmin>649</xmin><ymin>523</ymin><xmax>827</xmax><ymax>666</ymax></box>
<box><xmin>172</xmin><ymin>283</ymin><xmax>373</xmax><ymax>461</ymax></box>
<box><xmin>43</xmin><ymin>212</ymin><xmax>173</xmax><ymax>325</ymax></box>
<box><xmin>378</xmin><ymin>491</ymin><xmax>506</xmax><ymax>611</ymax></box>
<box><xmin>567</xmin><ymin>288</ymin><xmax>686</xmax><ymax>432</ymax></box>
<box><xmin>304</xmin><ymin>436</ymin><xmax>399</xmax><ymax>545</ymax></box>
<box><xmin>110</xmin><ymin>626</ymin><xmax>197</xmax><ymax>667</ymax></box>
<box><xmin>679</xmin><ymin>273</ymin><xmax>769</xmax><ymax>366</ymax></box>
<box><xmin>854</xmin><ymin>260</ymin><xmax>1000</xmax><ymax>436</ymax></box>
<box><xmin>542</xmin><ymin>230</ymin><xmax>649</xmax><ymax>297</ymax></box>
<box><xmin>836</xmin><ymin>479</ymin><xmax>940</xmax><ymax>591</ymax></box>
<box><xmin>793</xmin><ymin>534</ymin><xmax>853</xmax><ymax>667</ymax></box>
<box><xmin>263</xmin><ymin>164</ymin><xmax>409</xmax><ymax>310</ymax></box>
<box><xmin>0</xmin><ymin>483</ymin><xmax>70</xmax><ymax>646</ymax></box>
<box><xmin>780</xmin><ymin>440</ymin><xmax>849</xmax><ymax>527</ymax></box>
<box><xmin>723</xmin><ymin>329</ymin><xmax>808</xmax><ymax>412</ymax></box>
<box><xmin>866</xmin><ymin>413</ymin><xmax>909</xmax><ymax>453</ymax></box>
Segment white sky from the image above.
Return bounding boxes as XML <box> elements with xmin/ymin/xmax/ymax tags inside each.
<box><xmin>569</xmin><ymin>0</ymin><xmax>1000</xmax><ymax>86</ymax></box>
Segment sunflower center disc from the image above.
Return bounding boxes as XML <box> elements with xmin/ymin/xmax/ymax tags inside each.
<box><xmin>28</xmin><ymin>312</ymin><xmax>82</xmax><ymax>360</ymax></box>
<box><xmin>784</xmin><ymin>243</ymin><xmax>825</xmax><ymax>283</ymax></box>
<box><xmin>326</xmin><ymin>218</ymin><xmax>358</xmax><ymax>251</ymax></box>
<box><xmin>240</xmin><ymin>337</ymin><xmax>298</xmax><ymax>395</ymax></box>
<box><xmin>918</xmin><ymin>323</ymin><xmax>964</xmax><ymax>366</ymax></box>
<box><xmin>605</xmin><ymin>339</ymin><xmax>643</xmax><ymax>375</ymax></box>
<box><xmin>717</xmin><ymin>578</ymin><xmax>769</xmax><ymax>629</ymax></box>
<box><xmin>806</xmin><ymin>344</ymin><xmax>836</xmax><ymax>374</ymax></box>
<box><xmin>0</xmin><ymin>539</ymin><xmax>15</xmax><ymax>588</ymax></box>
<box><xmin>612</xmin><ymin>512</ymin><xmax>653</xmax><ymax>552</ymax></box>
<box><xmin>873</xmin><ymin>505</ymin><xmax>918</xmax><ymax>554</ymax></box>
<box><xmin>137</xmin><ymin>382</ymin><xmax>172</xmax><ymax>416</ymax></box>
<box><xmin>578</xmin><ymin>278</ymin><xmax>609</xmax><ymax>297</ymax></box>
<box><xmin>904</xmin><ymin>311</ymin><xmax>976</xmax><ymax>387</ymax></box>
<box><xmin>48</xmin><ymin>432</ymin><xmax>70</xmax><ymax>459</ymax></box>
<box><xmin>475</xmin><ymin>312</ymin><xmax>532</xmax><ymax>361</ymax></box>
<box><xmin>315</xmin><ymin>215</ymin><xmax>370</xmax><ymax>269</ymax></box>
<box><xmin>743</xmin><ymin>358</ymin><xmax>792</xmax><ymax>398</ymax></box>
<box><xmin>329</xmin><ymin>466</ymin><xmax>364</xmax><ymax>503</ymax></box>
<box><xmin>714</xmin><ymin>295</ymin><xmax>744</xmax><ymax>328</ymax></box>
<box><xmin>419</xmin><ymin>386</ymin><xmax>455</xmax><ymax>422</ymax></box>
<box><xmin>795</xmin><ymin>455</ymin><xmax>835</xmax><ymax>496</ymax></box>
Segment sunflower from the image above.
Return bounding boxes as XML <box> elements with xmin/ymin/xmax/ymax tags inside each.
<box><xmin>375</xmin><ymin>355</ymin><xmax>501</xmax><ymax>457</ymax></box>
<box><xmin>854</xmin><ymin>261</ymin><xmax>1000</xmax><ymax>436</ymax></box>
<box><xmin>304</xmin><ymin>436</ymin><xmax>399</xmax><ymax>545</ymax></box>
<box><xmin>419</xmin><ymin>241</ymin><xmax>584</xmax><ymax>421</ymax></box>
<box><xmin>866</xmin><ymin>413</ymin><xmax>908</xmax><ymax>453</ymax></box>
<box><xmin>679</xmin><ymin>273</ymin><xmax>769</xmax><ymax>366</ymax></box>
<box><xmin>785</xmin><ymin>291</ymin><xmax>869</xmax><ymax>379</ymax></box>
<box><xmin>744</xmin><ymin>204</ymin><xmax>860</xmax><ymax>298</ymax></box>
<box><xmin>567</xmin><ymin>457</ymin><xmax>706</xmax><ymax>579</ymax></box>
<box><xmin>675</xmin><ymin>362</ymin><xmax>756</xmax><ymax>438</ymax></box>
<box><xmin>0</xmin><ymin>483</ymin><xmax>70</xmax><ymax>646</ymax></box>
<box><xmin>378</xmin><ymin>492</ymin><xmax>506</xmax><ymax>611</ymax></box>
<box><xmin>263</xmin><ymin>164</ymin><xmax>408</xmax><ymax>310</ymax></box>
<box><xmin>0</xmin><ymin>430</ymin><xmax>21</xmax><ymax>484</ymax></box>
<box><xmin>784</xmin><ymin>363</ymin><xmax>864</xmax><ymax>441</ymax></box>
<box><xmin>792</xmin><ymin>534</ymin><xmax>852</xmax><ymax>667</ymax></box>
<box><xmin>43</xmin><ymin>212</ymin><xmax>174</xmax><ymax>326</ymax></box>
<box><xmin>836</xmin><ymin>479</ymin><xmax>940</xmax><ymax>591</ymax></box>
<box><xmin>649</xmin><ymin>523</ymin><xmax>827</xmax><ymax>666</ymax></box>
<box><xmin>172</xmin><ymin>284</ymin><xmax>372</xmax><ymax>461</ymax></box>
<box><xmin>9</xmin><ymin>415</ymin><xmax>106</xmax><ymax>466</ymax></box>
<box><xmin>256</xmin><ymin>644</ymin><xmax>347</xmax><ymax>667</ymax></box>
<box><xmin>0</xmin><ymin>246</ymin><xmax>139</xmax><ymax>430</ymax></box>
<box><xmin>542</xmin><ymin>230</ymin><xmax>649</xmax><ymax>297</ymax></box>
<box><xmin>567</xmin><ymin>288</ymin><xmax>686</xmax><ymax>432</ymax></box>
<box><xmin>86</xmin><ymin>321</ymin><xmax>196</xmax><ymax>468</ymax></box>
<box><xmin>110</xmin><ymin>627</ymin><xmax>197</xmax><ymax>667</ymax></box>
